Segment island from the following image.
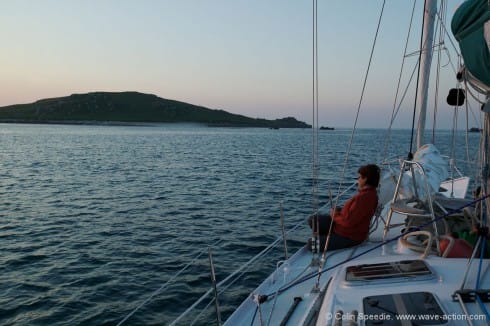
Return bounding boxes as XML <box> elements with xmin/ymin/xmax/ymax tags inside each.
<box><xmin>320</xmin><ymin>126</ymin><xmax>334</xmax><ymax>130</ymax></box>
<box><xmin>0</xmin><ymin>91</ymin><xmax>311</xmax><ymax>128</ymax></box>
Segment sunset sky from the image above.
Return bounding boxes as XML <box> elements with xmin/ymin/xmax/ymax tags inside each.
<box><xmin>0</xmin><ymin>0</ymin><xmax>477</xmax><ymax>128</ymax></box>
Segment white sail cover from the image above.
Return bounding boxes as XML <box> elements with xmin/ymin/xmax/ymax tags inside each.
<box><xmin>399</xmin><ymin>144</ymin><xmax>449</xmax><ymax>200</ymax></box>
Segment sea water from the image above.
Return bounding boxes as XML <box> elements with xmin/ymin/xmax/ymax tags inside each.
<box><xmin>0</xmin><ymin>123</ymin><xmax>480</xmax><ymax>325</ymax></box>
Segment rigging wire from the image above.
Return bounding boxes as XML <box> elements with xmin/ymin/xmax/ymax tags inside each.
<box><xmin>433</xmin><ymin>6</ymin><xmax>464</xmax><ymax>59</ymax></box>
<box><xmin>464</xmin><ymin>74</ymin><xmax>490</xmax><ymax>104</ymax></box>
<box><xmin>465</xmin><ymin>92</ymin><xmax>471</xmax><ymax>166</ymax></box>
<box><xmin>462</xmin><ymin>48</ymin><xmax>473</xmax><ymax>170</ymax></box>
<box><xmin>451</xmin><ymin>100</ymin><xmax>459</xmax><ymax>178</ymax></box>
<box><xmin>435</xmin><ymin>1</ymin><xmax>470</xmax><ymax>191</ymax></box>
<box><xmin>310</xmin><ymin>0</ymin><xmax>320</xmax><ymax>256</ymax></box>
<box><xmin>117</xmin><ymin>239</ymin><xmax>223</xmax><ymax>325</ymax></box>
<box><xmin>382</xmin><ymin>0</ymin><xmax>418</xmax><ymax>162</ymax></box>
<box><xmin>465</xmin><ymin>90</ymin><xmax>483</xmax><ymax>186</ymax></box>
<box><xmin>312</xmin><ymin>0</ymin><xmax>319</xmax><ymax>202</ymax></box>
<box><xmin>385</xmin><ymin>15</ymin><xmax>462</xmax><ymax>154</ymax></box>
<box><xmin>318</xmin><ymin>0</ymin><xmax>386</xmax><ymax>278</ymax></box>
<box><xmin>432</xmin><ymin>0</ymin><xmax>479</xmax><ymax>189</ymax></box>
<box><xmin>466</xmin><ymin>94</ymin><xmax>484</xmax><ymax>130</ymax></box>
<box><xmin>431</xmin><ymin>0</ymin><xmax>447</xmax><ymax>141</ymax></box>
<box><xmin>473</xmin><ymin>114</ymin><xmax>490</xmax><ymax>321</ymax></box>
<box><xmin>334</xmin><ymin>0</ymin><xmax>386</xmax><ymax>209</ymax></box>
<box><xmin>409</xmin><ymin>0</ymin><xmax>430</xmax><ymax>157</ymax></box>
<box><xmin>170</xmin><ymin>223</ymin><xmax>303</xmax><ymax>325</ymax></box>
<box><xmin>389</xmin><ymin>62</ymin><xmax>420</xmax><ymax>137</ymax></box>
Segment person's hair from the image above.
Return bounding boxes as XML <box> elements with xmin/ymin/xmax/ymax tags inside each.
<box><xmin>358</xmin><ymin>164</ymin><xmax>380</xmax><ymax>187</ymax></box>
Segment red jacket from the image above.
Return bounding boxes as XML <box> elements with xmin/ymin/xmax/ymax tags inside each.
<box><xmin>332</xmin><ymin>186</ymin><xmax>378</xmax><ymax>242</ymax></box>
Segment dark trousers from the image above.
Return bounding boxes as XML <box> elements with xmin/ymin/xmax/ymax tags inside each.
<box><xmin>307</xmin><ymin>214</ymin><xmax>362</xmax><ymax>251</ymax></box>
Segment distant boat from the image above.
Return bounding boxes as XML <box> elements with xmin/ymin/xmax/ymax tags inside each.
<box><xmin>319</xmin><ymin>126</ymin><xmax>334</xmax><ymax>130</ymax></box>
<box><xmin>469</xmin><ymin>127</ymin><xmax>482</xmax><ymax>132</ymax></box>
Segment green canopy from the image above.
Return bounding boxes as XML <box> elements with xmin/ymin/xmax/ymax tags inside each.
<box><xmin>451</xmin><ymin>0</ymin><xmax>490</xmax><ymax>87</ymax></box>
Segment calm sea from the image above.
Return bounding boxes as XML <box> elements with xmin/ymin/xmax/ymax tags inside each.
<box><xmin>0</xmin><ymin>123</ymin><xmax>480</xmax><ymax>325</ymax></box>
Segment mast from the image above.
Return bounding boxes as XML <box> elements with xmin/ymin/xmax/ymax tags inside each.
<box><xmin>416</xmin><ymin>0</ymin><xmax>437</xmax><ymax>149</ymax></box>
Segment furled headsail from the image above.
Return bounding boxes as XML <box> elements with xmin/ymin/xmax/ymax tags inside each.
<box><xmin>451</xmin><ymin>0</ymin><xmax>490</xmax><ymax>91</ymax></box>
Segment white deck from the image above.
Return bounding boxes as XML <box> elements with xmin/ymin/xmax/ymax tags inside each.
<box><xmin>226</xmin><ymin>241</ymin><xmax>490</xmax><ymax>325</ymax></box>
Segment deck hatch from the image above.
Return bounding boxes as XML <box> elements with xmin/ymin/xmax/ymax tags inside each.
<box><xmin>363</xmin><ymin>292</ymin><xmax>447</xmax><ymax>325</ymax></box>
<box><xmin>346</xmin><ymin>260</ymin><xmax>432</xmax><ymax>281</ymax></box>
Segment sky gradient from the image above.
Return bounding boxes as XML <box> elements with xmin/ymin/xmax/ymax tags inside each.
<box><xmin>0</xmin><ymin>0</ymin><xmax>477</xmax><ymax>128</ymax></box>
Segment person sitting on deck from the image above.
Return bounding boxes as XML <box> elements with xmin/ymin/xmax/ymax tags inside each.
<box><xmin>308</xmin><ymin>164</ymin><xmax>380</xmax><ymax>251</ymax></box>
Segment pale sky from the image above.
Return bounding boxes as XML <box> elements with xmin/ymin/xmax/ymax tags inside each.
<box><xmin>0</xmin><ymin>0</ymin><xmax>478</xmax><ymax>128</ymax></box>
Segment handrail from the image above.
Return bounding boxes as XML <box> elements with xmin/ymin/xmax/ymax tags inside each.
<box><xmin>384</xmin><ymin>159</ymin><xmax>442</xmax><ymax>255</ymax></box>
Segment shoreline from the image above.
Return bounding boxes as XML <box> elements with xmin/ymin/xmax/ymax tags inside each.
<box><xmin>0</xmin><ymin>119</ymin><xmax>311</xmax><ymax>128</ymax></box>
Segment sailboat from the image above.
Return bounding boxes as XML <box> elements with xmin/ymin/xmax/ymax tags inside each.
<box><xmin>169</xmin><ymin>0</ymin><xmax>490</xmax><ymax>324</ymax></box>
